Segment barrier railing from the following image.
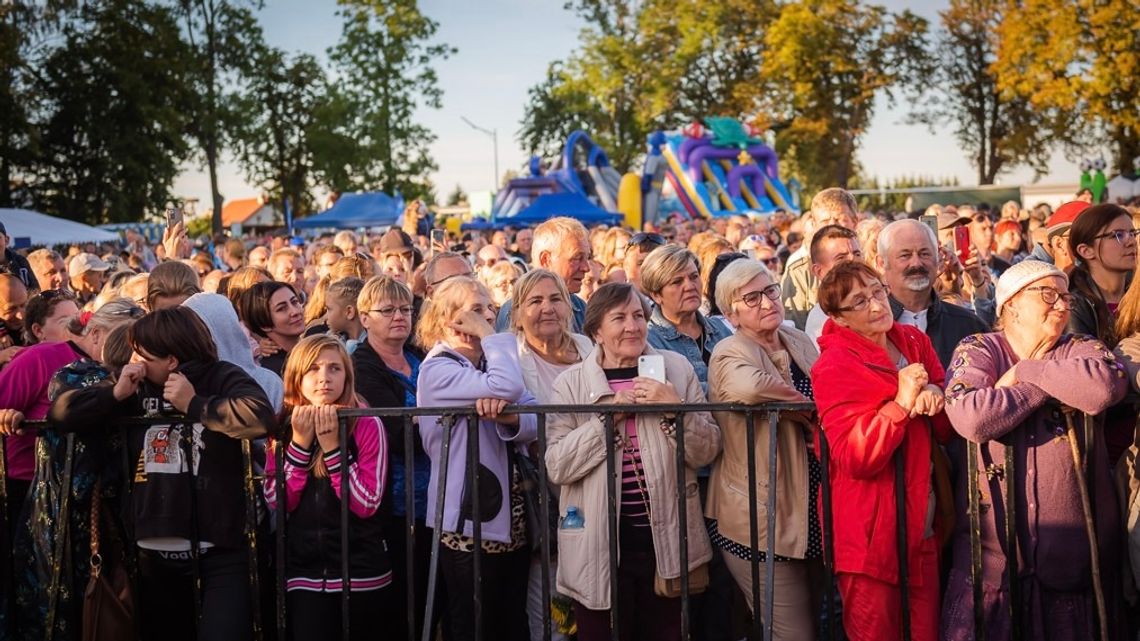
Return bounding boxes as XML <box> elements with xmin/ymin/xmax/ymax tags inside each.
<box><xmin>0</xmin><ymin>400</ymin><xmax>1115</xmax><ymax>641</ymax></box>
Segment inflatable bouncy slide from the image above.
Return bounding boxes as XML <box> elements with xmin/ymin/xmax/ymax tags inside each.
<box><xmin>634</xmin><ymin>117</ymin><xmax>799</xmax><ymax>226</ymax></box>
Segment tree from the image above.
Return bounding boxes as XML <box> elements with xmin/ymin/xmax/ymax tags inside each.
<box><xmin>518</xmin><ymin>1</ymin><xmax>681</xmax><ymax>172</ymax></box>
<box><xmin>907</xmin><ymin>0</ymin><xmax>1057</xmax><ymax>184</ymax></box>
<box><xmin>231</xmin><ymin>47</ymin><xmax>327</xmax><ymax>216</ymax></box>
<box><xmin>317</xmin><ymin>0</ymin><xmax>454</xmax><ymax>202</ymax></box>
<box><xmin>446</xmin><ymin>184</ymin><xmax>467</xmax><ymax>206</ymax></box>
<box><xmin>29</xmin><ymin>0</ymin><xmax>192</xmax><ymax>223</ymax></box>
<box><xmin>993</xmin><ymin>0</ymin><xmax>1140</xmax><ymax>173</ymax></box>
<box><xmin>177</xmin><ymin>0</ymin><xmax>267</xmax><ymax>235</ymax></box>
<box><xmin>760</xmin><ymin>0</ymin><xmax>930</xmax><ymax>191</ymax></box>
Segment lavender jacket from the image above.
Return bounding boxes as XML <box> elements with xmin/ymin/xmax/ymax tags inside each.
<box><xmin>942</xmin><ymin>332</ymin><xmax>1128</xmax><ymax>640</ymax></box>
<box><xmin>418</xmin><ymin>333</ymin><xmax>538</xmax><ymax>543</ymax></box>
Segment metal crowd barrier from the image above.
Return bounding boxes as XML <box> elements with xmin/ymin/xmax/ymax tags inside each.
<box><xmin>0</xmin><ymin>401</ymin><xmax>1115</xmax><ymax>641</ymax></box>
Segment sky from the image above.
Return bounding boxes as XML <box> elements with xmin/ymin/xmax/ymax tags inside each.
<box><xmin>172</xmin><ymin>0</ymin><xmax>1082</xmax><ymax>213</ymax></box>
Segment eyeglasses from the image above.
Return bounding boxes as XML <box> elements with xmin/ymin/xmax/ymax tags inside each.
<box><xmin>1093</xmin><ymin>228</ymin><xmax>1140</xmax><ymax>245</ymax></box>
<box><xmin>369</xmin><ymin>305</ymin><xmax>414</xmax><ymax>318</ymax></box>
<box><xmin>759</xmin><ymin>256</ymin><xmax>780</xmax><ymax>267</ymax></box>
<box><xmin>37</xmin><ymin>289</ymin><xmax>75</xmax><ymax>302</ymax></box>
<box><xmin>735</xmin><ymin>284</ymin><xmax>781</xmax><ymax>308</ymax></box>
<box><xmin>1022</xmin><ymin>286</ymin><xmax>1075</xmax><ymax>307</ymax></box>
<box><xmin>837</xmin><ymin>284</ymin><xmax>890</xmax><ymax>313</ymax></box>
<box><xmin>628</xmin><ymin>232</ymin><xmax>665</xmax><ymax>251</ymax></box>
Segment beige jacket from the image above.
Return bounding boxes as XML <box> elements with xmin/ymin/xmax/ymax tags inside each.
<box><xmin>545</xmin><ymin>345</ymin><xmax>721</xmax><ymax>610</ymax></box>
<box><xmin>705</xmin><ymin>327</ymin><xmax>818</xmax><ymax>558</ymax></box>
<box><xmin>516</xmin><ymin>332</ymin><xmax>595</xmax><ymax>403</ymax></box>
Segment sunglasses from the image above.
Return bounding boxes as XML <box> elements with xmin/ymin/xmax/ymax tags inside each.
<box><xmin>628</xmin><ymin>232</ymin><xmax>666</xmax><ymax>251</ymax></box>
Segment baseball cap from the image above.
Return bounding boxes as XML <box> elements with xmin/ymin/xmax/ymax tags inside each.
<box><xmin>68</xmin><ymin>252</ymin><xmax>111</xmax><ymax>278</ymax></box>
<box><xmin>1045</xmin><ymin>201</ymin><xmax>1089</xmax><ymax>239</ymax></box>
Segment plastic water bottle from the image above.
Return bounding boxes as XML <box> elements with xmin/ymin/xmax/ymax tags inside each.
<box><xmin>561</xmin><ymin>506</ymin><xmax>584</xmax><ymax>529</ymax></box>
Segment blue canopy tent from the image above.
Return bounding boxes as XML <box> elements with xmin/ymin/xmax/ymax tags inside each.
<box><xmin>498</xmin><ymin>192</ymin><xmax>622</xmax><ymax>228</ymax></box>
<box><xmin>293</xmin><ymin>192</ymin><xmax>402</xmax><ymax>230</ymax></box>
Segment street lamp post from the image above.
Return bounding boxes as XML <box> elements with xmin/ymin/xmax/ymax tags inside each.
<box><xmin>461</xmin><ymin>116</ymin><xmax>499</xmax><ymax>191</ymax></box>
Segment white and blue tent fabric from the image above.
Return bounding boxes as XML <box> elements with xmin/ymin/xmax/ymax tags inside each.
<box><xmin>293</xmin><ymin>192</ymin><xmax>402</xmax><ymax>230</ymax></box>
<box><xmin>0</xmin><ymin>209</ymin><xmax>121</xmax><ymax>246</ymax></box>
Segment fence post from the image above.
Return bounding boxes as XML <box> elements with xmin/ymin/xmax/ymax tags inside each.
<box><xmin>421</xmin><ymin>414</ymin><xmax>456</xmax><ymax>641</ymax></box>
<box><xmin>762</xmin><ymin>411</ymin><xmax>779</xmax><ymax>641</ymax></box>
<box><xmin>675</xmin><ymin>410</ymin><xmax>691</xmax><ymax>641</ymax></box>
<box><xmin>339</xmin><ymin>414</ymin><xmax>351</xmax><ymax>641</ymax></box>
<box><xmin>241</xmin><ymin>439</ymin><xmax>263</xmax><ymax>641</ymax></box>
<box><xmin>45</xmin><ymin>434</ymin><xmax>76</xmax><ymax>640</ymax></box>
<box><xmin>467</xmin><ymin>412</ymin><xmax>483</xmax><ymax>641</ymax></box>
<box><xmin>893</xmin><ymin>450</ymin><xmax>911</xmax><ymax>641</ymax></box>
<box><xmin>274</xmin><ymin>434</ymin><xmax>287</xmax><ymax>641</ymax></box>
<box><xmin>537</xmin><ymin>413</ymin><xmax>553</xmax><ymax>641</ymax></box>
<box><xmin>0</xmin><ymin>436</ymin><xmax>9</xmax><ymax>614</ymax></box>
<box><xmin>1004</xmin><ymin>443</ymin><xmax>1019</xmax><ymax>641</ymax></box>
<box><xmin>604</xmin><ymin>413</ymin><xmax>620</xmax><ymax>641</ymax></box>
<box><xmin>818</xmin><ymin>431</ymin><xmax>836</xmax><ymax>641</ymax></box>
<box><xmin>744</xmin><ymin>411</ymin><xmax>762</xmax><ymax>641</ymax></box>
<box><xmin>403</xmin><ymin>415</ymin><xmax>417</xmax><ymax>641</ymax></box>
<box><xmin>183</xmin><ymin>423</ymin><xmax>203</xmax><ymax>636</ymax></box>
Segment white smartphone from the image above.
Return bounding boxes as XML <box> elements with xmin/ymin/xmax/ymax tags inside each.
<box><xmin>637</xmin><ymin>354</ymin><xmax>666</xmax><ymax>383</ymax></box>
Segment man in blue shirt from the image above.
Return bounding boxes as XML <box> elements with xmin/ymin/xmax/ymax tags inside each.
<box><xmin>495</xmin><ymin>217</ymin><xmax>591</xmax><ymax>333</ymax></box>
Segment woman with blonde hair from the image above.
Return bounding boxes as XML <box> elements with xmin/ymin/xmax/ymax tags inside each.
<box><xmin>416</xmin><ymin>276</ymin><xmax>537</xmax><ymax>641</ymax></box>
<box><xmin>483</xmin><ymin>259</ymin><xmax>522</xmax><ymax>310</ymax></box>
<box><xmin>596</xmin><ymin>227</ymin><xmax>632</xmax><ymax>282</ymax></box>
<box><xmin>264</xmin><ymin>334</ymin><xmax>390</xmax><ymax>639</ymax></box>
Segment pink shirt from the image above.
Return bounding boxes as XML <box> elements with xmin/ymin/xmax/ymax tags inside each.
<box><xmin>0</xmin><ymin>342</ymin><xmax>84</xmax><ymax>480</ymax></box>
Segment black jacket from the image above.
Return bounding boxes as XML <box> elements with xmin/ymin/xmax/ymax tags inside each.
<box><xmin>50</xmin><ymin>359</ymin><xmax>275</xmax><ymax>549</ymax></box>
<box><xmin>2</xmin><ymin>248</ymin><xmax>33</xmax><ymax>290</ymax></box>
<box><xmin>889</xmin><ymin>292</ymin><xmax>989</xmax><ymax>369</ymax></box>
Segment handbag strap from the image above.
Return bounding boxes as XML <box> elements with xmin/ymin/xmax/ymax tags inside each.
<box><xmin>90</xmin><ymin>477</ymin><xmax>103</xmax><ymax>577</ymax></box>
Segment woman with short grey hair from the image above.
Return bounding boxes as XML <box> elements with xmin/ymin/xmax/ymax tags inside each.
<box><xmin>706</xmin><ymin>259</ymin><xmax>823</xmax><ymax>639</ymax></box>
<box><xmin>641</xmin><ymin>244</ymin><xmax>732</xmax><ymax>389</ymax></box>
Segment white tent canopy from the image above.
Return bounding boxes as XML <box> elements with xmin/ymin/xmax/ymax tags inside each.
<box><xmin>0</xmin><ymin>208</ymin><xmax>121</xmax><ymax>246</ymax></box>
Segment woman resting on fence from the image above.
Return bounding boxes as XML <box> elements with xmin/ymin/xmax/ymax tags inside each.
<box><xmin>941</xmin><ymin>260</ymin><xmax>1129</xmax><ymax>640</ymax></box>
<box><xmin>264</xmin><ymin>334</ymin><xmax>390</xmax><ymax>640</ymax></box>
<box><xmin>811</xmin><ymin>260</ymin><xmax>953</xmax><ymax>641</ymax></box>
<box><xmin>415</xmin><ymin>276</ymin><xmax>537</xmax><ymax>641</ymax></box>
<box><xmin>545</xmin><ymin>282</ymin><xmax>721</xmax><ymax>641</ymax></box>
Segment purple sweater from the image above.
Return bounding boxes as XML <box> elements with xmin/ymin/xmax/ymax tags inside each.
<box><xmin>942</xmin><ymin>332</ymin><xmax>1128</xmax><ymax>640</ymax></box>
<box><xmin>417</xmin><ymin>333</ymin><xmax>537</xmax><ymax>543</ymax></box>
<box><xmin>0</xmin><ymin>342</ymin><xmax>83</xmax><ymax>480</ymax></box>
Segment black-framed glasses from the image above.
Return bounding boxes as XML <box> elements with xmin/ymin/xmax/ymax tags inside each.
<box><xmin>1022</xmin><ymin>286</ymin><xmax>1075</xmax><ymax>307</ymax></box>
<box><xmin>369</xmin><ymin>305</ymin><xmax>414</xmax><ymax>318</ymax></box>
<box><xmin>628</xmin><ymin>232</ymin><xmax>665</xmax><ymax>251</ymax></box>
<box><xmin>1094</xmin><ymin>228</ymin><xmax>1140</xmax><ymax>245</ymax></box>
<box><xmin>837</xmin><ymin>284</ymin><xmax>890</xmax><ymax>313</ymax></box>
<box><xmin>759</xmin><ymin>256</ymin><xmax>780</xmax><ymax>267</ymax></box>
<box><xmin>37</xmin><ymin>289</ymin><xmax>76</xmax><ymax>302</ymax></box>
<box><xmin>735</xmin><ymin>284</ymin><xmax>781</xmax><ymax>308</ymax></box>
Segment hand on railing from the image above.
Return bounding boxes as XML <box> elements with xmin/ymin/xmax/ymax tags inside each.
<box><xmin>290</xmin><ymin>406</ymin><xmax>316</xmax><ymax>449</ymax></box>
<box><xmin>0</xmin><ymin>408</ymin><xmax>25</xmax><ymax>436</ymax></box>
<box><xmin>475</xmin><ymin>398</ymin><xmax>516</xmax><ymax>426</ymax></box>
<box><xmin>314</xmin><ymin>406</ymin><xmax>340</xmax><ymax>452</ymax></box>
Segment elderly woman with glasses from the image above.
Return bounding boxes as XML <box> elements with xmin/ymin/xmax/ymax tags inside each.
<box><xmin>811</xmin><ymin>260</ymin><xmax>953</xmax><ymax>641</ymax></box>
<box><xmin>705</xmin><ymin>259</ymin><xmax>823</xmax><ymax>639</ymax></box>
<box><xmin>940</xmin><ymin>260</ymin><xmax>1128</xmax><ymax>641</ymax></box>
<box><xmin>642</xmin><ymin>244</ymin><xmax>734</xmax><ymax>390</ymax></box>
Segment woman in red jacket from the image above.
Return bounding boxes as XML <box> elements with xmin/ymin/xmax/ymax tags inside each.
<box><xmin>811</xmin><ymin>261</ymin><xmax>953</xmax><ymax>641</ymax></box>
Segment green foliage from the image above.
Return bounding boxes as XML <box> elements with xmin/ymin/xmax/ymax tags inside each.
<box><xmin>760</xmin><ymin>0</ymin><xmax>930</xmax><ymax>191</ymax></box>
<box><xmin>314</xmin><ymin>0</ymin><xmax>454</xmax><ymax>203</ymax></box>
<box><xmin>28</xmin><ymin>0</ymin><xmax>193</xmax><ymax>223</ymax></box>
<box><xmin>906</xmin><ymin>0</ymin><xmax>1057</xmax><ymax>184</ymax></box>
<box><xmin>177</xmin><ymin>0</ymin><xmax>268</xmax><ymax>234</ymax></box>
<box><xmin>230</xmin><ymin>48</ymin><xmax>327</xmax><ymax>216</ymax></box>
<box><xmin>446</xmin><ymin>184</ymin><xmax>467</xmax><ymax>206</ymax></box>
<box><xmin>993</xmin><ymin>0</ymin><xmax>1140</xmax><ymax>173</ymax></box>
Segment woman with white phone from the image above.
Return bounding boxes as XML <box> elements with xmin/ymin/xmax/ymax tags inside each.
<box><xmin>545</xmin><ymin>282</ymin><xmax>721</xmax><ymax>641</ymax></box>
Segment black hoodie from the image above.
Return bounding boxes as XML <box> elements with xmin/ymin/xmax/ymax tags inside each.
<box><xmin>50</xmin><ymin>359</ymin><xmax>276</xmax><ymax>550</ymax></box>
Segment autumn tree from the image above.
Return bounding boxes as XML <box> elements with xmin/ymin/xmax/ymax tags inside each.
<box><xmin>993</xmin><ymin>0</ymin><xmax>1140</xmax><ymax>173</ymax></box>
<box><xmin>908</xmin><ymin>0</ymin><xmax>1058</xmax><ymax>184</ymax></box>
<box><xmin>760</xmin><ymin>0</ymin><xmax>930</xmax><ymax>190</ymax></box>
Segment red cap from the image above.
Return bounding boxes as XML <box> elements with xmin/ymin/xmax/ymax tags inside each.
<box><xmin>1045</xmin><ymin>201</ymin><xmax>1089</xmax><ymax>238</ymax></box>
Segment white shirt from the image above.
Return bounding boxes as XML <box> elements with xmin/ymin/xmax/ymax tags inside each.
<box><xmin>897</xmin><ymin>308</ymin><xmax>929</xmax><ymax>332</ymax></box>
<box><xmin>805</xmin><ymin>304</ymin><xmax>828</xmax><ymax>350</ymax></box>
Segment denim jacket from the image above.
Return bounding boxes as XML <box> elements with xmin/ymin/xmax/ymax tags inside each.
<box><xmin>646</xmin><ymin>307</ymin><xmax>733</xmax><ymax>393</ymax></box>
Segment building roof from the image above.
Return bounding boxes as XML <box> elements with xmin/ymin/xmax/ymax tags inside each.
<box><xmin>221</xmin><ymin>198</ymin><xmax>264</xmax><ymax>227</ymax></box>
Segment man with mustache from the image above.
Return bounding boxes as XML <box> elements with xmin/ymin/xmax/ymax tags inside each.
<box><xmin>878</xmin><ymin>219</ymin><xmax>988</xmax><ymax>368</ymax></box>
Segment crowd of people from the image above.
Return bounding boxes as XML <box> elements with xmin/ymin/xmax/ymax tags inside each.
<box><xmin>0</xmin><ymin>188</ymin><xmax>1138</xmax><ymax>641</ymax></box>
